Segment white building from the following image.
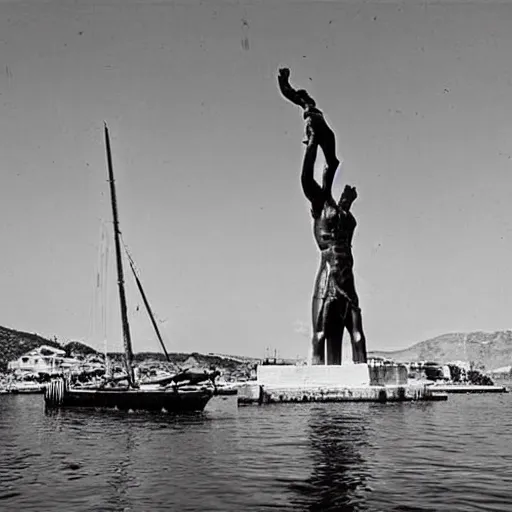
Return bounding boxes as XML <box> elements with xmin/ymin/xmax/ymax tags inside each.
<box><xmin>8</xmin><ymin>345</ymin><xmax>78</xmax><ymax>374</ymax></box>
<box><xmin>446</xmin><ymin>360</ymin><xmax>471</xmax><ymax>372</ymax></box>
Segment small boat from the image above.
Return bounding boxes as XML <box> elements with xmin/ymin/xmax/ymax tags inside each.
<box><xmin>9</xmin><ymin>381</ymin><xmax>45</xmax><ymax>394</ymax></box>
<box><xmin>215</xmin><ymin>387</ymin><xmax>238</xmax><ymax>396</ymax></box>
<box><xmin>429</xmin><ymin>382</ymin><xmax>508</xmax><ymax>394</ymax></box>
<box><xmin>45</xmin><ymin>125</ymin><xmax>216</xmax><ymax>412</ymax></box>
<box><xmin>214</xmin><ymin>381</ymin><xmax>239</xmax><ymax>396</ymax></box>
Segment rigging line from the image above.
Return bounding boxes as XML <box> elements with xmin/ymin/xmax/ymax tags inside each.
<box><xmin>89</xmin><ymin>220</ymin><xmax>107</xmax><ymax>348</ymax></box>
<box><xmin>120</xmin><ymin>235</ymin><xmax>140</xmax><ymax>277</ymax></box>
<box><xmin>120</xmin><ymin>235</ymin><xmax>171</xmax><ymax>363</ymax></box>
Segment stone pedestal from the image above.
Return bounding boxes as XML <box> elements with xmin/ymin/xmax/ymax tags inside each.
<box><xmin>368</xmin><ymin>362</ymin><xmax>408</xmax><ymax>386</ymax></box>
<box><xmin>235</xmin><ymin>362</ymin><xmax>447</xmax><ymax>405</ymax></box>
<box><xmin>257</xmin><ymin>363</ymin><xmax>371</xmax><ymax>388</ymax></box>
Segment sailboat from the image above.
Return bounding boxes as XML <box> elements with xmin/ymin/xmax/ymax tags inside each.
<box><xmin>44</xmin><ymin>124</ymin><xmax>216</xmax><ymax>412</ymax></box>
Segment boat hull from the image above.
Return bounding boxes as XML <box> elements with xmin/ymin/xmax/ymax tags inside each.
<box><xmin>215</xmin><ymin>388</ymin><xmax>238</xmax><ymax>396</ymax></box>
<box><xmin>8</xmin><ymin>382</ymin><xmax>46</xmax><ymax>394</ymax></box>
<box><xmin>430</xmin><ymin>384</ymin><xmax>507</xmax><ymax>394</ymax></box>
<box><xmin>9</xmin><ymin>387</ymin><xmax>45</xmax><ymax>394</ymax></box>
<box><xmin>45</xmin><ymin>380</ymin><xmax>213</xmax><ymax>412</ymax></box>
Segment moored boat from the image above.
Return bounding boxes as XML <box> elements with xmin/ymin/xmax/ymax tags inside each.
<box><xmin>46</xmin><ymin>378</ymin><xmax>212</xmax><ymax>411</ymax></box>
<box><xmin>9</xmin><ymin>381</ymin><xmax>45</xmax><ymax>394</ymax></box>
<box><xmin>214</xmin><ymin>381</ymin><xmax>240</xmax><ymax>396</ymax></box>
<box><xmin>45</xmin><ymin>125</ymin><xmax>216</xmax><ymax>412</ymax></box>
<box><xmin>429</xmin><ymin>383</ymin><xmax>508</xmax><ymax>394</ymax></box>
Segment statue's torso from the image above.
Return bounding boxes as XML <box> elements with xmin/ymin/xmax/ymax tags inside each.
<box><xmin>312</xmin><ymin>203</ymin><xmax>358</xmax><ymax>303</ymax></box>
<box><xmin>313</xmin><ymin>204</ymin><xmax>356</xmax><ymax>266</ymax></box>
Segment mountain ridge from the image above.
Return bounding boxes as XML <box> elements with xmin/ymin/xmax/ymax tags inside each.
<box><xmin>368</xmin><ymin>329</ymin><xmax>512</xmax><ymax>371</ymax></box>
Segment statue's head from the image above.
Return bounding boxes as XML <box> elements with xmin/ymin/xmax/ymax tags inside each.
<box><xmin>339</xmin><ymin>185</ymin><xmax>357</xmax><ymax>210</ymax></box>
<box><xmin>297</xmin><ymin>89</ymin><xmax>316</xmax><ymax>107</ymax></box>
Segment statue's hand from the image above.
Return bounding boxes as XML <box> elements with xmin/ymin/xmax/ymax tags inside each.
<box><xmin>278</xmin><ymin>67</ymin><xmax>290</xmax><ymax>80</ymax></box>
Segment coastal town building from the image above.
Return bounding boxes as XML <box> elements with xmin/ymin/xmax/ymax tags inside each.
<box><xmin>7</xmin><ymin>345</ymin><xmax>79</xmax><ymax>374</ymax></box>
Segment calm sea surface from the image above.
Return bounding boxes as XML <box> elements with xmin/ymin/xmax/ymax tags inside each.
<box><xmin>1</xmin><ymin>393</ymin><xmax>512</xmax><ymax>511</ymax></box>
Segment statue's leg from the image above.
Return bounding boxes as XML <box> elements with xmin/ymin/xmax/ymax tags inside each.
<box><xmin>317</xmin><ymin>124</ymin><xmax>340</xmax><ymax>199</ymax></box>
<box><xmin>323</xmin><ymin>298</ymin><xmax>343</xmax><ymax>365</ymax></box>
<box><xmin>311</xmin><ymin>264</ymin><xmax>328</xmax><ymax>365</ymax></box>
<box><xmin>303</xmin><ymin>119</ymin><xmax>314</xmax><ymax>145</ymax></box>
<box><xmin>301</xmin><ymin>139</ymin><xmax>322</xmax><ymax>205</ymax></box>
<box><xmin>311</xmin><ymin>284</ymin><xmax>325</xmax><ymax>366</ymax></box>
<box><xmin>311</xmin><ymin>332</ymin><xmax>325</xmax><ymax>366</ymax></box>
<box><xmin>345</xmin><ymin>307</ymin><xmax>368</xmax><ymax>364</ymax></box>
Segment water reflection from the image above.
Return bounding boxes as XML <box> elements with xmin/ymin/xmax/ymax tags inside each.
<box><xmin>291</xmin><ymin>405</ymin><xmax>370</xmax><ymax>511</ymax></box>
<box><xmin>103</xmin><ymin>422</ymin><xmax>135</xmax><ymax>512</ymax></box>
<box><xmin>40</xmin><ymin>406</ymin><xmax>215</xmax><ymax>511</ymax></box>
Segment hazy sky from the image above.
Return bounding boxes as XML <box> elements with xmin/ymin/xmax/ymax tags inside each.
<box><xmin>1</xmin><ymin>0</ymin><xmax>511</xmax><ymax>358</ymax></box>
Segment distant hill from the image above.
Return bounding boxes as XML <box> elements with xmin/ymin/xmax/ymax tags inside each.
<box><xmin>66</xmin><ymin>341</ymin><xmax>99</xmax><ymax>358</ymax></box>
<box><xmin>0</xmin><ymin>326</ymin><xmax>63</xmax><ymax>371</ymax></box>
<box><xmin>106</xmin><ymin>350</ymin><xmax>255</xmax><ymax>373</ymax></box>
<box><xmin>0</xmin><ymin>326</ymin><xmax>105</xmax><ymax>371</ymax></box>
<box><xmin>369</xmin><ymin>330</ymin><xmax>512</xmax><ymax>371</ymax></box>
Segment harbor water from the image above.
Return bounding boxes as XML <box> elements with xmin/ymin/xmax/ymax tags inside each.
<box><xmin>1</xmin><ymin>393</ymin><xmax>511</xmax><ymax>511</ymax></box>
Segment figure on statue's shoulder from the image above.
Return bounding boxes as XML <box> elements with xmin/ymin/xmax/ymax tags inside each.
<box><xmin>277</xmin><ymin>67</ymin><xmax>340</xmax><ymax>207</ymax></box>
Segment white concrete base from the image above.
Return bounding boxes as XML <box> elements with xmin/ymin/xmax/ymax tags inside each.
<box><xmin>237</xmin><ymin>380</ymin><xmax>448</xmax><ymax>405</ymax></box>
<box><xmin>256</xmin><ymin>363</ymin><xmax>370</xmax><ymax>388</ymax></box>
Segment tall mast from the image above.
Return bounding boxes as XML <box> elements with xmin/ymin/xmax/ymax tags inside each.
<box><xmin>104</xmin><ymin>123</ymin><xmax>135</xmax><ymax>386</ymax></box>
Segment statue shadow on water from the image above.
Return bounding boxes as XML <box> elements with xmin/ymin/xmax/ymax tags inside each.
<box><xmin>289</xmin><ymin>406</ymin><xmax>371</xmax><ymax>512</ymax></box>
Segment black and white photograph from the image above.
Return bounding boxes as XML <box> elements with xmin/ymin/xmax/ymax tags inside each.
<box><xmin>1</xmin><ymin>0</ymin><xmax>511</xmax><ymax>510</ymax></box>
